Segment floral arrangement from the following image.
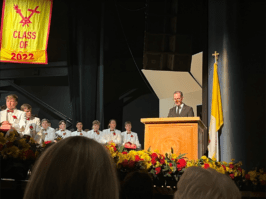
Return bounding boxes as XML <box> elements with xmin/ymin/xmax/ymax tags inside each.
<box><xmin>106</xmin><ymin>143</ymin><xmax>266</xmax><ymax>191</ymax></box>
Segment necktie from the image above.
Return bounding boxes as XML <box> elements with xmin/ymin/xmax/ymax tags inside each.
<box><xmin>177</xmin><ymin>106</ymin><xmax>181</xmax><ymax>115</ymax></box>
<box><xmin>7</xmin><ymin>110</ymin><xmax>13</xmax><ymax>113</ymax></box>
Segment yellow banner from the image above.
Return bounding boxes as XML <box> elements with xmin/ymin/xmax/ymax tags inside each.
<box><xmin>0</xmin><ymin>0</ymin><xmax>53</xmax><ymax>64</ymax></box>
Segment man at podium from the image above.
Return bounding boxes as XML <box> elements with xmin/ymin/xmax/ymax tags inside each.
<box><xmin>168</xmin><ymin>91</ymin><xmax>194</xmax><ymax>117</ymax></box>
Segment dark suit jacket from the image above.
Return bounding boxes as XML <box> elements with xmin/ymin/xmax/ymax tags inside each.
<box><xmin>167</xmin><ymin>104</ymin><xmax>194</xmax><ymax>117</ymax></box>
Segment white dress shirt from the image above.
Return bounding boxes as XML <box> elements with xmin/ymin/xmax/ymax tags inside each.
<box><xmin>22</xmin><ymin>116</ymin><xmax>41</xmax><ymax>136</ymax></box>
<box><xmin>121</xmin><ymin>131</ymin><xmax>141</xmax><ymax>148</ymax></box>
<box><xmin>71</xmin><ymin>130</ymin><xmax>87</xmax><ymax>137</ymax></box>
<box><xmin>87</xmin><ymin>129</ymin><xmax>107</xmax><ymax>144</ymax></box>
<box><xmin>176</xmin><ymin>103</ymin><xmax>184</xmax><ymax>114</ymax></box>
<box><xmin>41</xmin><ymin>127</ymin><xmax>56</xmax><ymax>142</ymax></box>
<box><xmin>102</xmin><ymin>128</ymin><xmax>122</xmax><ymax>146</ymax></box>
<box><xmin>55</xmin><ymin>129</ymin><xmax>72</xmax><ymax>139</ymax></box>
<box><xmin>0</xmin><ymin>108</ymin><xmax>26</xmax><ymax>132</ymax></box>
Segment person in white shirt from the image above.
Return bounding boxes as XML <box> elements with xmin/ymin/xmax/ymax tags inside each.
<box><xmin>87</xmin><ymin>120</ymin><xmax>106</xmax><ymax>144</ymax></box>
<box><xmin>0</xmin><ymin>94</ymin><xmax>26</xmax><ymax>135</ymax></box>
<box><xmin>121</xmin><ymin>121</ymin><xmax>141</xmax><ymax>149</ymax></box>
<box><xmin>20</xmin><ymin>104</ymin><xmax>41</xmax><ymax>138</ymax></box>
<box><xmin>55</xmin><ymin>120</ymin><xmax>71</xmax><ymax>139</ymax></box>
<box><xmin>102</xmin><ymin>119</ymin><xmax>122</xmax><ymax>146</ymax></box>
<box><xmin>36</xmin><ymin>119</ymin><xmax>56</xmax><ymax>144</ymax></box>
<box><xmin>71</xmin><ymin>121</ymin><xmax>87</xmax><ymax>137</ymax></box>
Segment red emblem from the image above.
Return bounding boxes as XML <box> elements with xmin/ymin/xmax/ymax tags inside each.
<box><xmin>12</xmin><ymin>115</ymin><xmax>17</xmax><ymax>119</ymax></box>
<box><xmin>14</xmin><ymin>5</ymin><xmax>40</xmax><ymax>27</ymax></box>
<box><xmin>113</xmin><ymin>132</ymin><xmax>116</xmax><ymax>136</ymax></box>
<box><xmin>131</xmin><ymin>135</ymin><xmax>133</xmax><ymax>137</ymax></box>
<box><xmin>29</xmin><ymin>125</ymin><xmax>33</xmax><ymax>130</ymax></box>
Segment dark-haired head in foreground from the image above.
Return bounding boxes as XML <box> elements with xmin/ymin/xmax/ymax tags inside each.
<box><xmin>121</xmin><ymin>171</ymin><xmax>153</xmax><ymax>199</ymax></box>
<box><xmin>23</xmin><ymin>136</ymin><xmax>119</xmax><ymax>199</ymax></box>
<box><xmin>174</xmin><ymin>166</ymin><xmax>241</xmax><ymax>199</ymax></box>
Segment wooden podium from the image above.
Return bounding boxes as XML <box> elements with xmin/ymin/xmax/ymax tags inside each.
<box><xmin>141</xmin><ymin>117</ymin><xmax>207</xmax><ymax>160</ymax></box>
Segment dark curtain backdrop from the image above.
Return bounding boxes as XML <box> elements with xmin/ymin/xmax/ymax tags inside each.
<box><xmin>208</xmin><ymin>0</ymin><xmax>266</xmax><ymax>170</ymax></box>
<box><xmin>67</xmin><ymin>2</ymin><xmax>101</xmax><ymax>129</ymax></box>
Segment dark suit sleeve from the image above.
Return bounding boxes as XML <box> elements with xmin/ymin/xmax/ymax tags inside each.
<box><xmin>168</xmin><ymin>108</ymin><xmax>172</xmax><ymax>117</ymax></box>
<box><xmin>187</xmin><ymin>107</ymin><xmax>194</xmax><ymax>117</ymax></box>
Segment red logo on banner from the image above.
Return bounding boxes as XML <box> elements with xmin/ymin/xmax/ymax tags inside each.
<box><xmin>14</xmin><ymin>5</ymin><xmax>40</xmax><ymax>27</ymax></box>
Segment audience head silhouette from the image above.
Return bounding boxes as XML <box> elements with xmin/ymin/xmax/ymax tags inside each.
<box><xmin>23</xmin><ymin>136</ymin><xmax>119</xmax><ymax>199</ymax></box>
<box><xmin>121</xmin><ymin>171</ymin><xmax>153</xmax><ymax>199</ymax></box>
<box><xmin>174</xmin><ymin>166</ymin><xmax>241</xmax><ymax>199</ymax></box>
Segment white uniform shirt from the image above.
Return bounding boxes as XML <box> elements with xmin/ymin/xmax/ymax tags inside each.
<box><xmin>55</xmin><ymin>129</ymin><xmax>72</xmax><ymax>139</ymax></box>
<box><xmin>41</xmin><ymin>127</ymin><xmax>56</xmax><ymax>142</ymax></box>
<box><xmin>87</xmin><ymin>130</ymin><xmax>106</xmax><ymax>144</ymax></box>
<box><xmin>71</xmin><ymin>130</ymin><xmax>87</xmax><ymax>137</ymax></box>
<box><xmin>102</xmin><ymin>128</ymin><xmax>122</xmax><ymax>146</ymax></box>
<box><xmin>0</xmin><ymin>108</ymin><xmax>26</xmax><ymax>132</ymax></box>
<box><xmin>22</xmin><ymin>117</ymin><xmax>41</xmax><ymax>136</ymax></box>
<box><xmin>121</xmin><ymin>131</ymin><xmax>141</xmax><ymax>148</ymax></box>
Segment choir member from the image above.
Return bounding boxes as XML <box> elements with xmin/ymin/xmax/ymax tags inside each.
<box><xmin>0</xmin><ymin>94</ymin><xmax>26</xmax><ymax>135</ymax></box>
<box><xmin>20</xmin><ymin>104</ymin><xmax>41</xmax><ymax>138</ymax></box>
<box><xmin>36</xmin><ymin>119</ymin><xmax>56</xmax><ymax>143</ymax></box>
<box><xmin>87</xmin><ymin>120</ymin><xmax>106</xmax><ymax>143</ymax></box>
<box><xmin>121</xmin><ymin>121</ymin><xmax>141</xmax><ymax>149</ymax></box>
<box><xmin>102</xmin><ymin>119</ymin><xmax>122</xmax><ymax>146</ymax></box>
<box><xmin>55</xmin><ymin>120</ymin><xmax>71</xmax><ymax>139</ymax></box>
<box><xmin>71</xmin><ymin>121</ymin><xmax>87</xmax><ymax>137</ymax></box>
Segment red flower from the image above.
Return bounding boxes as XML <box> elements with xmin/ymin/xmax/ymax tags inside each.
<box><xmin>229</xmin><ymin>164</ymin><xmax>234</xmax><ymax>169</ymax></box>
<box><xmin>113</xmin><ymin>132</ymin><xmax>116</xmax><ymax>136</ymax></box>
<box><xmin>6</xmin><ymin>142</ymin><xmax>13</xmax><ymax>148</ymax></box>
<box><xmin>260</xmin><ymin>180</ymin><xmax>266</xmax><ymax>185</ymax></box>
<box><xmin>111</xmin><ymin>145</ymin><xmax>117</xmax><ymax>152</ymax></box>
<box><xmin>12</xmin><ymin>115</ymin><xmax>17</xmax><ymax>119</ymax></box>
<box><xmin>229</xmin><ymin>173</ymin><xmax>234</xmax><ymax>179</ymax></box>
<box><xmin>128</xmin><ymin>160</ymin><xmax>135</xmax><ymax>168</ymax></box>
<box><xmin>177</xmin><ymin>159</ymin><xmax>187</xmax><ymax>171</ymax></box>
<box><xmin>29</xmin><ymin>125</ymin><xmax>33</xmax><ymax>130</ymax></box>
<box><xmin>44</xmin><ymin>141</ymin><xmax>52</xmax><ymax>145</ymax></box>
<box><xmin>131</xmin><ymin>135</ymin><xmax>133</xmax><ymax>137</ymax></box>
<box><xmin>122</xmin><ymin>159</ymin><xmax>128</xmax><ymax>167</ymax></box>
<box><xmin>151</xmin><ymin>157</ymin><xmax>157</xmax><ymax>165</ymax></box>
<box><xmin>122</xmin><ymin>151</ymin><xmax>128</xmax><ymax>155</ymax></box>
<box><xmin>160</xmin><ymin>157</ymin><xmax>165</xmax><ymax>164</ymax></box>
<box><xmin>245</xmin><ymin>174</ymin><xmax>250</xmax><ymax>180</ymax></box>
<box><xmin>151</xmin><ymin>153</ymin><xmax>158</xmax><ymax>159</ymax></box>
<box><xmin>135</xmin><ymin>155</ymin><xmax>141</xmax><ymax>162</ymax></box>
<box><xmin>237</xmin><ymin>167</ymin><xmax>242</xmax><ymax>172</ymax></box>
<box><xmin>155</xmin><ymin>167</ymin><xmax>161</xmax><ymax>174</ymax></box>
<box><xmin>203</xmin><ymin>163</ymin><xmax>210</xmax><ymax>169</ymax></box>
<box><xmin>169</xmin><ymin>163</ymin><xmax>172</xmax><ymax>167</ymax></box>
<box><xmin>0</xmin><ymin>144</ymin><xmax>3</xmax><ymax>151</ymax></box>
<box><xmin>222</xmin><ymin>165</ymin><xmax>226</xmax><ymax>170</ymax></box>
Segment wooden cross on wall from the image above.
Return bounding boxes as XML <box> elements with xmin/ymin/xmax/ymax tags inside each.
<box><xmin>212</xmin><ymin>51</ymin><xmax>219</xmax><ymax>63</ymax></box>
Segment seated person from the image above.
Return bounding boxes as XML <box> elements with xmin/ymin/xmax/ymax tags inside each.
<box><xmin>174</xmin><ymin>166</ymin><xmax>241</xmax><ymax>199</ymax></box>
<box><xmin>102</xmin><ymin>119</ymin><xmax>122</xmax><ymax>146</ymax></box>
<box><xmin>71</xmin><ymin>121</ymin><xmax>87</xmax><ymax>137</ymax></box>
<box><xmin>121</xmin><ymin>171</ymin><xmax>153</xmax><ymax>199</ymax></box>
<box><xmin>20</xmin><ymin>103</ymin><xmax>41</xmax><ymax>138</ymax></box>
<box><xmin>168</xmin><ymin>91</ymin><xmax>194</xmax><ymax>117</ymax></box>
<box><xmin>121</xmin><ymin>121</ymin><xmax>141</xmax><ymax>149</ymax></box>
<box><xmin>87</xmin><ymin>120</ymin><xmax>107</xmax><ymax>144</ymax></box>
<box><xmin>36</xmin><ymin>119</ymin><xmax>56</xmax><ymax>144</ymax></box>
<box><xmin>23</xmin><ymin>137</ymin><xmax>119</xmax><ymax>199</ymax></box>
<box><xmin>0</xmin><ymin>94</ymin><xmax>26</xmax><ymax>135</ymax></box>
<box><xmin>55</xmin><ymin>120</ymin><xmax>71</xmax><ymax>139</ymax></box>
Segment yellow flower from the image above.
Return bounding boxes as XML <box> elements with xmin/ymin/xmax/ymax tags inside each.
<box><xmin>155</xmin><ymin>161</ymin><xmax>161</xmax><ymax>168</ymax></box>
<box><xmin>171</xmin><ymin>154</ymin><xmax>177</xmax><ymax>159</ymax></box>
<box><xmin>201</xmin><ymin>156</ymin><xmax>207</xmax><ymax>160</ymax></box>
<box><xmin>231</xmin><ymin>159</ymin><xmax>235</xmax><ymax>162</ymax></box>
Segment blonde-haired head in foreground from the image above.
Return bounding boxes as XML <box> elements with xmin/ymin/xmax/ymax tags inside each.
<box><xmin>174</xmin><ymin>166</ymin><xmax>241</xmax><ymax>199</ymax></box>
<box><xmin>23</xmin><ymin>136</ymin><xmax>119</xmax><ymax>199</ymax></box>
